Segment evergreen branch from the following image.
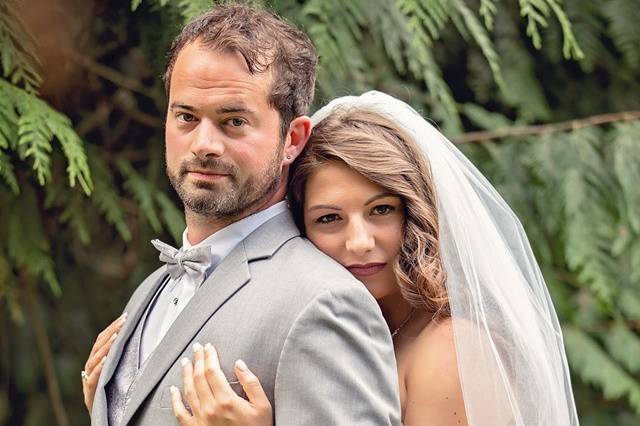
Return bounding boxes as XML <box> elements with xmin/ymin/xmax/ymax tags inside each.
<box><xmin>455</xmin><ymin>0</ymin><xmax>504</xmax><ymax>89</ymax></box>
<box><xmin>89</xmin><ymin>152</ymin><xmax>132</xmax><ymax>242</ymax></box>
<box><xmin>0</xmin><ymin>150</ymin><xmax>19</xmax><ymax>194</ymax></box>
<box><xmin>519</xmin><ymin>0</ymin><xmax>550</xmax><ymax>49</ymax></box>
<box><xmin>6</xmin><ymin>188</ymin><xmax>60</xmax><ymax>295</ymax></box>
<box><xmin>605</xmin><ymin>322</ymin><xmax>640</xmax><ymax>375</ymax></box>
<box><xmin>177</xmin><ymin>0</ymin><xmax>215</xmax><ymax>22</ymax></box>
<box><xmin>479</xmin><ymin>0</ymin><xmax>497</xmax><ymax>29</ymax></box>
<box><xmin>116</xmin><ymin>159</ymin><xmax>163</xmax><ymax>233</ymax></box>
<box><xmin>547</xmin><ymin>0</ymin><xmax>584</xmax><ymax>59</ymax></box>
<box><xmin>155</xmin><ymin>192</ymin><xmax>185</xmax><ymax>245</ymax></box>
<box><xmin>131</xmin><ymin>0</ymin><xmax>144</xmax><ymax>11</ymax></box>
<box><xmin>564</xmin><ymin>326</ymin><xmax>640</xmax><ymax>413</ymax></box>
<box><xmin>613</xmin><ymin>122</ymin><xmax>640</xmax><ymax>233</ymax></box>
<box><xmin>0</xmin><ymin>2</ymin><xmax>42</xmax><ymax>94</ymax></box>
<box><xmin>601</xmin><ymin>0</ymin><xmax>640</xmax><ymax>69</ymax></box>
<box><xmin>1</xmin><ymin>80</ymin><xmax>93</xmax><ymax>193</ymax></box>
<box><xmin>453</xmin><ymin>111</ymin><xmax>640</xmax><ymax>143</ymax></box>
<box><xmin>59</xmin><ymin>193</ymin><xmax>92</xmax><ymax>245</ymax></box>
<box><xmin>65</xmin><ymin>49</ymin><xmax>161</xmax><ymax>104</ymax></box>
<box><xmin>21</xmin><ymin>278</ymin><xmax>70</xmax><ymax>426</ymax></box>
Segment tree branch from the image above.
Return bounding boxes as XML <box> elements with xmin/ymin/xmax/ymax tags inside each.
<box><xmin>65</xmin><ymin>49</ymin><xmax>162</xmax><ymax>105</ymax></box>
<box><xmin>453</xmin><ymin>111</ymin><xmax>640</xmax><ymax>144</ymax></box>
<box><xmin>22</xmin><ymin>276</ymin><xmax>70</xmax><ymax>426</ymax></box>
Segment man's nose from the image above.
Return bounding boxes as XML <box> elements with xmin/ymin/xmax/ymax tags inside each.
<box><xmin>191</xmin><ymin>121</ymin><xmax>225</xmax><ymax>158</ymax></box>
<box><xmin>345</xmin><ymin>219</ymin><xmax>375</xmax><ymax>256</ymax></box>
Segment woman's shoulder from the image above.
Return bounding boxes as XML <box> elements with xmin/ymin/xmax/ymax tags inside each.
<box><xmin>402</xmin><ymin>317</ymin><xmax>468</xmax><ymax>425</ymax></box>
<box><xmin>406</xmin><ymin>317</ymin><xmax>458</xmax><ymax>386</ymax></box>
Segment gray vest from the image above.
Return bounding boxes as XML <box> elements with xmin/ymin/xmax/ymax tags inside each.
<box><xmin>106</xmin><ymin>276</ymin><xmax>169</xmax><ymax>426</ymax></box>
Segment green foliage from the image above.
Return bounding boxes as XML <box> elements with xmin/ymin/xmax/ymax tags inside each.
<box><xmin>564</xmin><ymin>326</ymin><xmax>640</xmax><ymax>413</ymax></box>
<box><xmin>1</xmin><ymin>0</ymin><xmax>640</xmax><ymax>424</ymax></box>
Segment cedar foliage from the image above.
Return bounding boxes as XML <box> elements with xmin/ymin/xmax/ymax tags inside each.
<box><xmin>1</xmin><ymin>0</ymin><xmax>639</xmax><ymax>424</ymax></box>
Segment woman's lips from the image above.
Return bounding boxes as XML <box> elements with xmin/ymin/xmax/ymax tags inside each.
<box><xmin>347</xmin><ymin>263</ymin><xmax>386</xmax><ymax>277</ymax></box>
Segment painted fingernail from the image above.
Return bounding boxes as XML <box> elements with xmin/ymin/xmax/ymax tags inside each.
<box><xmin>101</xmin><ymin>356</ymin><xmax>107</xmax><ymax>364</ymax></box>
<box><xmin>110</xmin><ymin>333</ymin><xmax>118</xmax><ymax>341</ymax></box>
<box><xmin>170</xmin><ymin>385</ymin><xmax>178</xmax><ymax>394</ymax></box>
<box><xmin>192</xmin><ymin>342</ymin><xmax>202</xmax><ymax>352</ymax></box>
<box><xmin>180</xmin><ymin>357</ymin><xmax>190</xmax><ymax>367</ymax></box>
<box><xmin>204</xmin><ymin>343</ymin><xmax>213</xmax><ymax>352</ymax></box>
<box><xmin>236</xmin><ymin>359</ymin><xmax>248</xmax><ymax>372</ymax></box>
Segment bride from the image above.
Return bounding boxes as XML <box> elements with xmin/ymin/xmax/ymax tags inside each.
<box><xmin>84</xmin><ymin>91</ymin><xmax>579</xmax><ymax>425</ymax></box>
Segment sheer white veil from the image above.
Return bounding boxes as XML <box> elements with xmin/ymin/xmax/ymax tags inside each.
<box><xmin>311</xmin><ymin>91</ymin><xmax>579</xmax><ymax>425</ymax></box>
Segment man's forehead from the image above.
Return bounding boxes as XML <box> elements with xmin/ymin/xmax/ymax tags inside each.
<box><xmin>170</xmin><ymin>42</ymin><xmax>273</xmax><ymax>105</ymax></box>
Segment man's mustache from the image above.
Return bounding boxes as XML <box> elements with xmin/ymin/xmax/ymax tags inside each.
<box><xmin>179</xmin><ymin>158</ymin><xmax>237</xmax><ymax>176</ymax></box>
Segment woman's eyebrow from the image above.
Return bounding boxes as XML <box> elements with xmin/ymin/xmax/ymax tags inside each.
<box><xmin>364</xmin><ymin>192</ymin><xmax>396</xmax><ymax>206</ymax></box>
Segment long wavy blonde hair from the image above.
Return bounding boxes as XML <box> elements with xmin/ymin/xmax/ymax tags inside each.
<box><xmin>288</xmin><ymin>107</ymin><xmax>449</xmax><ymax>318</ymax></box>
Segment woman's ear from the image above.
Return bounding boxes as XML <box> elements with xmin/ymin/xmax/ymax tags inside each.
<box><xmin>282</xmin><ymin>116</ymin><xmax>312</xmax><ymax>166</ymax></box>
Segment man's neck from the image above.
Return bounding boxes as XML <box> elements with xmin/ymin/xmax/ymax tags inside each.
<box><xmin>184</xmin><ymin>187</ymin><xmax>286</xmax><ymax>246</ymax></box>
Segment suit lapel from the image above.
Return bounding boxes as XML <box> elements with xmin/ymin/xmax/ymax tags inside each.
<box><xmin>120</xmin><ymin>241</ymin><xmax>251</xmax><ymax>425</ymax></box>
<box><xmin>120</xmin><ymin>210</ymin><xmax>301</xmax><ymax>425</ymax></box>
<box><xmin>92</xmin><ymin>267</ymin><xmax>167</xmax><ymax>425</ymax></box>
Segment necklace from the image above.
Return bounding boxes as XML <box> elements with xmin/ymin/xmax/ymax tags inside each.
<box><xmin>390</xmin><ymin>308</ymin><xmax>416</xmax><ymax>339</ymax></box>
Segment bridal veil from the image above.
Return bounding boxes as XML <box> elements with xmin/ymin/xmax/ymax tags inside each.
<box><xmin>311</xmin><ymin>91</ymin><xmax>579</xmax><ymax>425</ymax></box>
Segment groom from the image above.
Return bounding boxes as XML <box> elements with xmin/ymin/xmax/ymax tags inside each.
<box><xmin>90</xmin><ymin>4</ymin><xmax>401</xmax><ymax>425</ymax></box>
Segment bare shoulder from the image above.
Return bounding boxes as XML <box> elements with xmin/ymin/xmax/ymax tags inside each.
<box><xmin>403</xmin><ymin>317</ymin><xmax>468</xmax><ymax>425</ymax></box>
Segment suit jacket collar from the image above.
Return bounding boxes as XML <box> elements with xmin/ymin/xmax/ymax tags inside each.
<box><xmin>119</xmin><ymin>209</ymin><xmax>300</xmax><ymax>425</ymax></box>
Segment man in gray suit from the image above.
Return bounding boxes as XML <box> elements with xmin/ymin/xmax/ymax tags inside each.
<box><xmin>89</xmin><ymin>5</ymin><xmax>400</xmax><ymax>425</ymax></box>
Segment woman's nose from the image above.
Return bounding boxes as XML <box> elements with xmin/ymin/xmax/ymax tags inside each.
<box><xmin>345</xmin><ymin>219</ymin><xmax>375</xmax><ymax>256</ymax></box>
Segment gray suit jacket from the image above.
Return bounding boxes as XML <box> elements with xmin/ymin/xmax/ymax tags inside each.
<box><xmin>92</xmin><ymin>210</ymin><xmax>401</xmax><ymax>425</ymax></box>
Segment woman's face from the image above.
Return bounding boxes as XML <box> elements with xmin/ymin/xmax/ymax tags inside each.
<box><xmin>303</xmin><ymin>161</ymin><xmax>405</xmax><ymax>299</ymax></box>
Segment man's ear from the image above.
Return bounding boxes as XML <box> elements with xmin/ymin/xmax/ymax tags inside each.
<box><xmin>282</xmin><ymin>116</ymin><xmax>312</xmax><ymax>166</ymax></box>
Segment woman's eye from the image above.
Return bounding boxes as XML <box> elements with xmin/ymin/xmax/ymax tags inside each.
<box><xmin>316</xmin><ymin>214</ymin><xmax>340</xmax><ymax>224</ymax></box>
<box><xmin>372</xmin><ymin>205</ymin><xmax>395</xmax><ymax>215</ymax></box>
<box><xmin>177</xmin><ymin>113</ymin><xmax>196</xmax><ymax>122</ymax></box>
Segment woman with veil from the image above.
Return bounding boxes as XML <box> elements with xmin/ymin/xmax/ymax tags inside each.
<box><xmin>164</xmin><ymin>91</ymin><xmax>577</xmax><ymax>425</ymax></box>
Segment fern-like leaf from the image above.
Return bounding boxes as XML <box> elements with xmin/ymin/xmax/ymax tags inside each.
<box><xmin>155</xmin><ymin>192</ymin><xmax>185</xmax><ymax>245</ymax></box>
<box><xmin>117</xmin><ymin>159</ymin><xmax>162</xmax><ymax>233</ymax></box>
<box><xmin>605</xmin><ymin>322</ymin><xmax>640</xmax><ymax>376</ymax></box>
<box><xmin>601</xmin><ymin>0</ymin><xmax>640</xmax><ymax>69</ymax></box>
<box><xmin>0</xmin><ymin>2</ymin><xmax>42</xmax><ymax>94</ymax></box>
<box><xmin>5</xmin><ymin>188</ymin><xmax>60</xmax><ymax>295</ymax></box>
<box><xmin>0</xmin><ymin>150</ymin><xmax>19</xmax><ymax>194</ymax></box>
<box><xmin>564</xmin><ymin>326</ymin><xmax>640</xmax><ymax>413</ymax></box>
<box><xmin>89</xmin><ymin>153</ymin><xmax>132</xmax><ymax>242</ymax></box>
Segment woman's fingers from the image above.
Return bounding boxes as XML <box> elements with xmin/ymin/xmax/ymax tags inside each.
<box><xmin>85</xmin><ymin>332</ymin><xmax>118</xmax><ymax>374</ymax></box>
<box><xmin>191</xmin><ymin>343</ymin><xmax>215</xmax><ymax>405</ymax></box>
<box><xmin>82</xmin><ymin>356</ymin><xmax>106</xmax><ymax>413</ymax></box>
<box><xmin>171</xmin><ymin>386</ymin><xmax>193</xmax><ymax>426</ymax></box>
<box><xmin>203</xmin><ymin>343</ymin><xmax>234</xmax><ymax>398</ymax></box>
<box><xmin>181</xmin><ymin>357</ymin><xmax>201</xmax><ymax>417</ymax></box>
<box><xmin>91</xmin><ymin>313</ymin><xmax>127</xmax><ymax>353</ymax></box>
<box><xmin>234</xmin><ymin>359</ymin><xmax>270</xmax><ymax>408</ymax></box>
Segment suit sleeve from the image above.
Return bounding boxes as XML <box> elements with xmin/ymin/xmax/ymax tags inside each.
<box><xmin>273</xmin><ymin>285</ymin><xmax>402</xmax><ymax>425</ymax></box>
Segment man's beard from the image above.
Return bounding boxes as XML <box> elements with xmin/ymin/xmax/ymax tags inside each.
<box><xmin>167</xmin><ymin>144</ymin><xmax>283</xmax><ymax>220</ymax></box>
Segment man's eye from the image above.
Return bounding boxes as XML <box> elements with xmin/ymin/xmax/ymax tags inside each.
<box><xmin>316</xmin><ymin>214</ymin><xmax>340</xmax><ymax>224</ymax></box>
<box><xmin>372</xmin><ymin>205</ymin><xmax>394</xmax><ymax>215</ymax></box>
<box><xmin>227</xmin><ymin>118</ymin><xmax>246</xmax><ymax>127</ymax></box>
<box><xmin>177</xmin><ymin>113</ymin><xmax>196</xmax><ymax>122</ymax></box>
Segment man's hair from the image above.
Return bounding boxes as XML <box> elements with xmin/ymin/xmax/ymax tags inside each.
<box><xmin>164</xmin><ymin>4</ymin><xmax>317</xmax><ymax>138</ymax></box>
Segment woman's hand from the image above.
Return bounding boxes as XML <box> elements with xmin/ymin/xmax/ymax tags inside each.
<box><xmin>171</xmin><ymin>342</ymin><xmax>273</xmax><ymax>426</ymax></box>
<box><xmin>82</xmin><ymin>313</ymin><xmax>127</xmax><ymax>415</ymax></box>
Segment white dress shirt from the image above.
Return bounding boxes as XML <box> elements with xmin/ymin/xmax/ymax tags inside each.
<box><xmin>139</xmin><ymin>201</ymin><xmax>289</xmax><ymax>364</ymax></box>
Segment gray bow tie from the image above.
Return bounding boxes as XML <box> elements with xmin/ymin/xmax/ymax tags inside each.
<box><xmin>151</xmin><ymin>239</ymin><xmax>213</xmax><ymax>282</ymax></box>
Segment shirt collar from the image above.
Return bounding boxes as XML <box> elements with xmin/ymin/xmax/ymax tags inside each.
<box><xmin>180</xmin><ymin>200</ymin><xmax>288</xmax><ymax>270</ymax></box>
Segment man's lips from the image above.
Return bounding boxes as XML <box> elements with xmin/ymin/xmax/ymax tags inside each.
<box><xmin>346</xmin><ymin>263</ymin><xmax>387</xmax><ymax>277</ymax></box>
<box><xmin>187</xmin><ymin>170</ymin><xmax>230</xmax><ymax>181</ymax></box>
